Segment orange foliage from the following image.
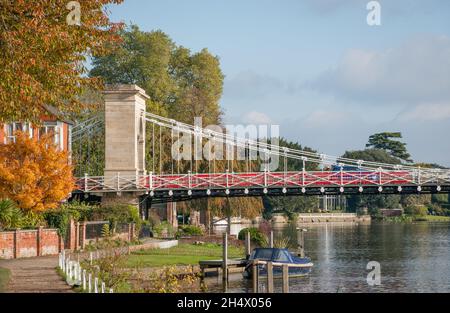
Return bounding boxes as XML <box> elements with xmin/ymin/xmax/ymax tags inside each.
<box><xmin>0</xmin><ymin>0</ymin><xmax>124</xmax><ymax>123</ymax></box>
<box><xmin>0</xmin><ymin>131</ymin><xmax>74</xmax><ymax>212</ymax></box>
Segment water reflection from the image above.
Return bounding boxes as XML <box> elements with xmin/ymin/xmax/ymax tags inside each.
<box><xmin>205</xmin><ymin>222</ymin><xmax>450</xmax><ymax>293</ymax></box>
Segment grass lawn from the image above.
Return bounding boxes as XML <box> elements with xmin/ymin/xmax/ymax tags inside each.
<box><xmin>0</xmin><ymin>267</ymin><xmax>11</xmax><ymax>292</ymax></box>
<box><xmin>414</xmin><ymin>215</ymin><xmax>450</xmax><ymax>222</ymax></box>
<box><xmin>126</xmin><ymin>243</ymin><xmax>245</xmax><ymax>268</ymax></box>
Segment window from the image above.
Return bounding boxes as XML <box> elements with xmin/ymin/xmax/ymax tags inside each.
<box><xmin>273</xmin><ymin>250</ymin><xmax>291</xmax><ymax>262</ymax></box>
<box><xmin>4</xmin><ymin>122</ymin><xmax>33</xmax><ymax>143</ymax></box>
<box><xmin>39</xmin><ymin>122</ymin><xmax>62</xmax><ymax>149</ymax></box>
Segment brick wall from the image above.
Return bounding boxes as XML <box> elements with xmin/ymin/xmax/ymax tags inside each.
<box><xmin>0</xmin><ymin>228</ymin><xmax>63</xmax><ymax>260</ymax></box>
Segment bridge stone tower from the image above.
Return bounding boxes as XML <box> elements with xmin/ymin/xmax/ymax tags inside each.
<box><xmin>102</xmin><ymin>84</ymin><xmax>149</xmax><ymax>207</ymax></box>
<box><xmin>104</xmin><ymin>84</ymin><xmax>148</xmax><ymax>178</ymax></box>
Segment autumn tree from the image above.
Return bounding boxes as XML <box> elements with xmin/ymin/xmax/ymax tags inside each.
<box><xmin>0</xmin><ymin>131</ymin><xmax>74</xmax><ymax>212</ymax></box>
<box><xmin>0</xmin><ymin>0</ymin><xmax>124</xmax><ymax>123</ymax></box>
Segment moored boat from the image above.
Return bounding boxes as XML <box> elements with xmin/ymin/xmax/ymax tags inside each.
<box><xmin>243</xmin><ymin>248</ymin><xmax>313</xmax><ymax>279</ymax></box>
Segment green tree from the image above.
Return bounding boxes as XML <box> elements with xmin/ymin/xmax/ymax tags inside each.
<box><xmin>90</xmin><ymin>25</ymin><xmax>176</xmax><ymax>115</ymax></box>
<box><xmin>89</xmin><ymin>25</ymin><xmax>263</xmax><ymax>226</ymax></box>
<box><xmin>342</xmin><ymin>149</ymin><xmax>402</xmax><ymax>215</ymax></box>
<box><xmin>89</xmin><ymin>25</ymin><xmax>225</xmax><ymax>174</ymax></box>
<box><xmin>366</xmin><ymin>132</ymin><xmax>412</xmax><ymax>163</ymax></box>
<box><xmin>263</xmin><ymin>138</ymin><xmax>319</xmax><ymax>219</ymax></box>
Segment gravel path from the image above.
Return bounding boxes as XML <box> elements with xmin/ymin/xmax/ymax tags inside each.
<box><xmin>0</xmin><ymin>256</ymin><xmax>74</xmax><ymax>293</ymax></box>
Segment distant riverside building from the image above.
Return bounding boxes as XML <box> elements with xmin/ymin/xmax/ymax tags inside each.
<box><xmin>318</xmin><ymin>195</ymin><xmax>347</xmax><ymax>211</ymax></box>
<box><xmin>0</xmin><ymin>115</ymin><xmax>73</xmax><ymax>153</ymax></box>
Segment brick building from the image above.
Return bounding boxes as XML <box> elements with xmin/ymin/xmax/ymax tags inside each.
<box><xmin>0</xmin><ymin>115</ymin><xmax>73</xmax><ymax>152</ymax></box>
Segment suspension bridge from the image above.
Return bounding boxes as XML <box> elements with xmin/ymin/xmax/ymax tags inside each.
<box><xmin>71</xmin><ymin>85</ymin><xmax>450</xmax><ymax>205</ymax></box>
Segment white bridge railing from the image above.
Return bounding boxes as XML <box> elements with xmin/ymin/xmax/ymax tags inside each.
<box><xmin>75</xmin><ymin>170</ymin><xmax>450</xmax><ymax>194</ymax></box>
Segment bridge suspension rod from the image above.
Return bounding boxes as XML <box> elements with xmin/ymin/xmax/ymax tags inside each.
<box><xmin>144</xmin><ymin>112</ymin><xmax>447</xmax><ymax>174</ymax></box>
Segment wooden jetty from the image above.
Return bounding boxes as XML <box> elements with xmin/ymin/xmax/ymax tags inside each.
<box><xmin>199</xmin><ymin>229</ymin><xmax>310</xmax><ymax>293</ymax></box>
<box><xmin>198</xmin><ymin>258</ymin><xmax>247</xmax><ymax>277</ymax></box>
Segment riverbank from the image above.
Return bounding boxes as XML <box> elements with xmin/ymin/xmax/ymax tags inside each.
<box><xmin>382</xmin><ymin>215</ymin><xmax>450</xmax><ymax>223</ymax></box>
<box><xmin>272</xmin><ymin>213</ymin><xmax>371</xmax><ymax>225</ymax></box>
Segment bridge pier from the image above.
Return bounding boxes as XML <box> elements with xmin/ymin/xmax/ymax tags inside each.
<box><xmin>99</xmin><ymin>84</ymin><xmax>149</xmax><ymax>213</ymax></box>
<box><xmin>103</xmin><ymin>84</ymin><xmax>149</xmax><ymax>180</ymax></box>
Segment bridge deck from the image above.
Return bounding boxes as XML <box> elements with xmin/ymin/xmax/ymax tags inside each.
<box><xmin>74</xmin><ymin>170</ymin><xmax>450</xmax><ymax>202</ymax></box>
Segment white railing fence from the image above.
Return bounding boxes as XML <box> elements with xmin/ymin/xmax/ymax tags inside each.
<box><xmin>58</xmin><ymin>250</ymin><xmax>114</xmax><ymax>293</ymax></box>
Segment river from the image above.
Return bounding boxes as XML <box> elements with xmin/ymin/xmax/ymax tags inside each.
<box><xmin>204</xmin><ymin>222</ymin><xmax>450</xmax><ymax>293</ymax></box>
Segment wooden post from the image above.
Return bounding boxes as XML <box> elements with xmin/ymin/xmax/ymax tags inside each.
<box><xmin>94</xmin><ymin>276</ymin><xmax>99</xmax><ymax>293</ymax></box>
<box><xmin>282</xmin><ymin>264</ymin><xmax>289</xmax><ymax>293</ymax></box>
<box><xmin>269</xmin><ymin>231</ymin><xmax>274</xmax><ymax>248</ymax></box>
<box><xmin>82</xmin><ymin>270</ymin><xmax>87</xmax><ymax>291</ymax></box>
<box><xmin>88</xmin><ymin>273</ymin><xmax>92</xmax><ymax>293</ymax></box>
<box><xmin>128</xmin><ymin>223</ymin><xmax>132</xmax><ymax>242</ymax></box>
<box><xmin>75</xmin><ymin>222</ymin><xmax>80</xmax><ymax>250</ymax></box>
<box><xmin>245</xmin><ymin>231</ymin><xmax>251</xmax><ymax>259</ymax></box>
<box><xmin>222</xmin><ymin>232</ymin><xmax>228</xmax><ymax>281</ymax></box>
<box><xmin>80</xmin><ymin>222</ymin><xmax>86</xmax><ymax>250</ymax></box>
<box><xmin>267</xmin><ymin>261</ymin><xmax>274</xmax><ymax>293</ymax></box>
<box><xmin>252</xmin><ymin>262</ymin><xmax>258</xmax><ymax>293</ymax></box>
<box><xmin>297</xmin><ymin>228</ymin><xmax>306</xmax><ymax>257</ymax></box>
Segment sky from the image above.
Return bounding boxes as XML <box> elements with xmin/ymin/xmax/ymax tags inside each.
<box><xmin>107</xmin><ymin>0</ymin><xmax>450</xmax><ymax>166</ymax></box>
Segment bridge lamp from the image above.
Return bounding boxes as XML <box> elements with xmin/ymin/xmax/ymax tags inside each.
<box><xmin>397</xmin><ymin>186</ymin><xmax>402</xmax><ymax>193</ymax></box>
<box><xmin>206</xmin><ymin>189</ymin><xmax>211</xmax><ymax>196</ymax></box>
<box><xmin>282</xmin><ymin>187</ymin><xmax>287</xmax><ymax>194</ymax></box>
<box><xmin>244</xmin><ymin>188</ymin><xmax>249</xmax><ymax>195</ymax></box>
<box><xmin>301</xmin><ymin>187</ymin><xmax>306</xmax><ymax>194</ymax></box>
<box><xmin>168</xmin><ymin>190</ymin><xmax>174</xmax><ymax>196</ymax></box>
<box><xmin>187</xmin><ymin>190</ymin><xmax>192</xmax><ymax>196</ymax></box>
<box><xmin>417</xmin><ymin>186</ymin><xmax>422</xmax><ymax>192</ymax></box>
<box><xmin>225</xmin><ymin>189</ymin><xmax>230</xmax><ymax>195</ymax></box>
<box><xmin>263</xmin><ymin>188</ymin><xmax>268</xmax><ymax>194</ymax></box>
<box><xmin>339</xmin><ymin>187</ymin><xmax>344</xmax><ymax>193</ymax></box>
<box><xmin>437</xmin><ymin>186</ymin><xmax>442</xmax><ymax>192</ymax></box>
<box><xmin>378</xmin><ymin>186</ymin><xmax>383</xmax><ymax>193</ymax></box>
<box><xmin>320</xmin><ymin>187</ymin><xmax>325</xmax><ymax>193</ymax></box>
<box><xmin>358</xmin><ymin>186</ymin><xmax>364</xmax><ymax>193</ymax></box>
<box><xmin>150</xmin><ymin>191</ymin><xmax>154</xmax><ymax>197</ymax></box>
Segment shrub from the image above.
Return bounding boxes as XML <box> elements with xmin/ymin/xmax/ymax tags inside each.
<box><xmin>405</xmin><ymin>205</ymin><xmax>428</xmax><ymax>216</ymax></box>
<box><xmin>91</xmin><ymin>204</ymin><xmax>142</xmax><ymax>235</ymax></box>
<box><xmin>153</xmin><ymin>222</ymin><xmax>175</xmax><ymax>238</ymax></box>
<box><xmin>238</xmin><ymin>227</ymin><xmax>265</xmax><ymax>246</ymax></box>
<box><xmin>176</xmin><ymin>225</ymin><xmax>204</xmax><ymax>238</ymax></box>
<box><xmin>258</xmin><ymin>220</ymin><xmax>272</xmax><ymax>236</ymax></box>
<box><xmin>0</xmin><ymin>199</ymin><xmax>23</xmax><ymax>230</ymax></box>
<box><xmin>101</xmin><ymin>223</ymin><xmax>111</xmax><ymax>238</ymax></box>
<box><xmin>43</xmin><ymin>201</ymin><xmax>97</xmax><ymax>238</ymax></box>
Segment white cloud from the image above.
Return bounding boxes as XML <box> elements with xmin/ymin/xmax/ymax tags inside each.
<box><xmin>309</xmin><ymin>35</ymin><xmax>450</xmax><ymax>106</ymax></box>
<box><xmin>397</xmin><ymin>103</ymin><xmax>450</xmax><ymax>122</ymax></box>
<box><xmin>303</xmin><ymin>110</ymin><xmax>347</xmax><ymax>128</ymax></box>
<box><xmin>242</xmin><ymin>111</ymin><xmax>274</xmax><ymax>125</ymax></box>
